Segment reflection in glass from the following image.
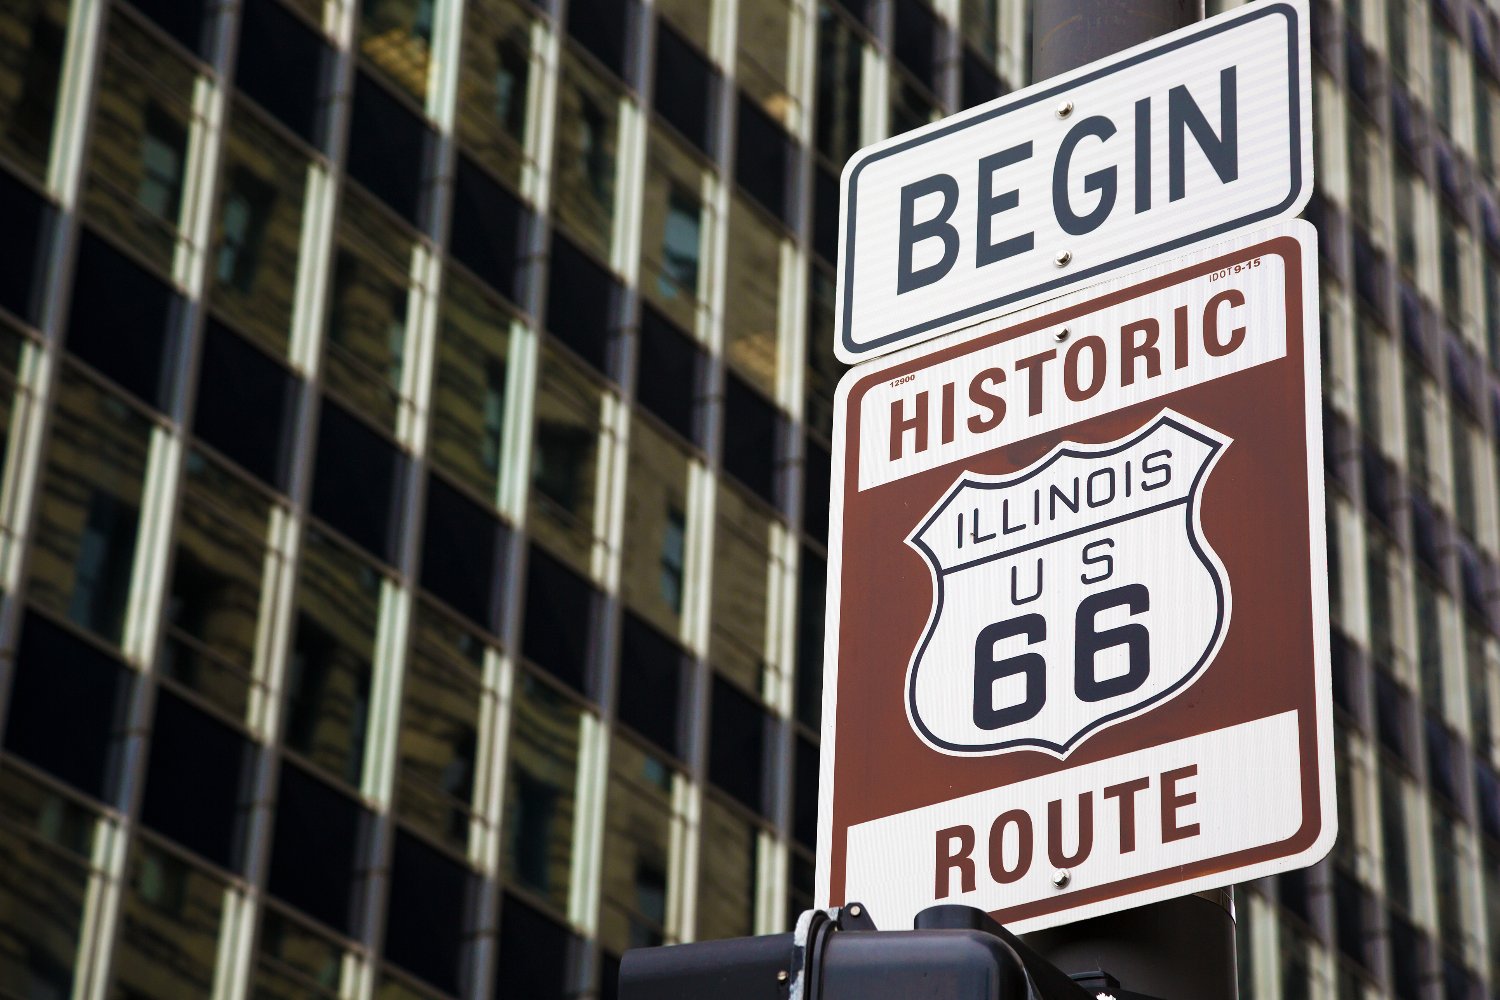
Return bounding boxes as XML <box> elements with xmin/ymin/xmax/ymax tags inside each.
<box><xmin>696</xmin><ymin>795</ymin><xmax>758</xmax><ymax>941</ymax></box>
<box><xmin>254</xmin><ymin>906</ymin><xmax>345</xmax><ymax>1000</ymax></box>
<box><xmin>325</xmin><ymin>246</ymin><xmax>410</xmax><ymax>434</ymax></box>
<box><xmin>457</xmin><ymin>0</ymin><xmax>534</xmax><ymax>189</ymax></box>
<box><xmin>397</xmin><ymin>604</ymin><xmax>486</xmax><ymax>852</ymax></box>
<box><xmin>724</xmin><ymin>197</ymin><xmax>783</xmax><ymax>395</ymax></box>
<box><xmin>108</xmin><ymin>842</ymin><xmax>225</xmax><ymax>999</ymax></box>
<box><xmin>600</xmin><ymin>736</ymin><xmax>678</xmax><ymax>953</ymax></box>
<box><xmin>83</xmin><ymin>12</ymin><xmax>199</xmax><ymax>272</ymax></box>
<box><xmin>738</xmin><ymin>0</ymin><xmax>800</xmax><ymax>128</ymax></box>
<box><xmin>162</xmin><ymin>451</ymin><xmax>275</xmax><ymax>721</ymax></box>
<box><xmin>209</xmin><ymin>101</ymin><xmax>310</xmax><ymax>358</ymax></box>
<box><xmin>286</xmin><ymin>530</ymin><xmax>382</xmax><ymax>787</ymax></box>
<box><xmin>0</xmin><ymin>821</ymin><xmax>90</xmax><ymax>999</ymax></box>
<box><xmin>815</xmin><ymin>4</ymin><xmax>863</xmax><ymax>166</ymax></box>
<box><xmin>530</xmin><ymin>347</ymin><xmax>604</xmax><ymax>573</ymax></box>
<box><xmin>0</xmin><ymin>0</ymin><xmax>69</xmax><ymax>183</ymax></box>
<box><xmin>657</xmin><ymin>0</ymin><xmax>712</xmax><ymax>51</ymax></box>
<box><xmin>960</xmin><ymin>0</ymin><xmax>999</xmax><ymax>60</ymax></box>
<box><xmin>621</xmin><ymin>418</ymin><xmax>691</xmax><ymax>636</ymax></box>
<box><xmin>359</xmin><ymin>0</ymin><xmax>433</xmax><ymax>102</ymax></box>
<box><xmin>641</xmin><ymin>129</ymin><xmax>709</xmax><ymax>333</ymax></box>
<box><xmin>0</xmin><ymin>763</ymin><xmax>97</xmax><ymax>859</ymax></box>
<box><xmin>430</xmin><ymin>269</ymin><xmax>511</xmax><ymax>501</ymax></box>
<box><xmin>710</xmin><ymin>483</ymin><xmax>773</xmax><ymax>694</ymax></box>
<box><xmin>501</xmin><ymin>669</ymin><xmax>582</xmax><ymax>911</ymax></box>
<box><xmin>805</xmin><ymin>266</ymin><xmax>843</xmax><ymax>439</ymax></box>
<box><xmin>553</xmin><ymin>51</ymin><xmax>619</xmax><ymax>259</ymax></box>
<box><xmin>889</xmin><ymin>71</ymin><xmax>940</xmax><ymax>136</ymax></box>
<box><xmin>28</xmin><ymin>368</ymin><xmax>150</xmax><ymax>646</ymax></box>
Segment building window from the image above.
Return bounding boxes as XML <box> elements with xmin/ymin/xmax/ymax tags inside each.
<box><xmin>660</xmin><ymin>508</ymin><xmax>686</xmax><ymax>615</ymax></box>
<box><xmin>0</xmin><ymin>0</ymin><xmax>68</xmax><ymax>183</ymax></box>
<box><xmin>215</xmin><ymin>168</ymin><xmax>275</xmax><ymax>292</ymax></box>
<box><xmin>530</xmin><ymin>346</ymin><xmax>605</xmax><ymax>570</ymax></box>
<box><xmin>553</xmin><ymin>51</ymin><xmax>620</xmax><ymax>258</ymax></box>
<box><xmin>137</xmin><ymin>102</ymin><xmax>188</xmax><ymax>222</ymax></box>
<box><xmin>659</xmin><ymin>186</ymin><xmax>702</xmax><ymax>301</ymax></box>
<box><xmin>502</xmin><ymin>669</ymin><xmax>583</xmax><ymax>910</ymax></box>
<box><xmin>359</xmin><ymin>0</ymin><xmax>435</xmax><ymax>102</ymax></box>
<box><xmin>28</xmin><ymin>369</ymin><xmax>151</xmax><ymax>647</ymax></box>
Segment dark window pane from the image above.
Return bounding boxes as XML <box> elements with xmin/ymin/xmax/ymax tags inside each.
<box><xmin>196</xmin><ymin>320</ymin><xmax>297</xmax><ymax>488</ymax></box>
<box><xmin>522</xmin><ymin>544</ymin><xmax>597</xmax><ymax>694</ymax></box>
<box><xmin>0</xmin><ymin>168</ymin><xmax>53</xmax><ymax>323</ymax></box>
<box><xmin>311</xmin><ymin>398</ymin><xmax>403</xmax><ymax>563</ymax></box>
<box><xmin>267</xmin><ymin>761</ymin><xmax>365</xmax><ymax>935</ymax></box>
<box><xmin>635</xmin><ymin>305</ymin><xmax>700</xmax><ymax>443</ymax></box>
<box><xmin>893</xmin><ymin>0</ymin><xmax>941</xmax><ymax>89</ymax></box>
<box><xmin>795</xmin><ymin>548</ymin><xmax>824</xmax><ymax>731</ymax></box>
<box><xmin>653</xmin><ymin>21</ymin><xmax>716</xmax><ymax>155</ymax></box>
<box><xmin>815</xmin><ymin>3</ymin><xmax>864</xmax><ymax>167</ymax></box>
<box><xmin>1388</xmin><ymin>909</ymin><xmax>1423</xmax><ymax>999</ymax></box>
<box><xmin>346</xmin><ymin>70</ymin><xmax>430</xmax><ymax>226</ymax></box>
<box><xmin>709</xmin><ymin>676</ymin><xmax>767</xmax><ymax>816</ymax></box>
<box><xmin>803</xmin><ymin>434</ymin><xmax>830</xmax><ymax>544</ymax></box>
<box><xmin>813</xmin><ymin>163</ymin><xmax>837</xmax><ymax>264</ymax></box>
<box><xmin>4</xmin><ymin>612</ymin><xmax>129</xmax><ymax>800</ymax></box>
<box><xmin>127</xmin><ymin>0</ymin><xmax>209</xmax><ymax>56</ymax></box>
<box><xmin>385</xmin><ymin>830</ymin><xmax>470</xmax><ymax>995</ymax></box>
<box><xmin>1333</xmin><ymin>869</ymin><xmax>1370</xmax><ymax>967</ymax></box>
<box><xmin>961</xmin><ymin>45</ymin><xmax>1003</xmax><ymax>109</ymax></box>
<box><xmin>68</xmin><ymin>230</ymin><xmax>180</xmax><ymax>409</ymax></box>
<box><xmin>497</xmin><ymin>892</ymin><xmax>576</xmax><ymax>1000</ymax></box>
<box><xmin>794</xmin><ymin>735</ymin><xmax>818</xmax><ymax>848</ymax></box>
<box><xmin>722</xmin><ymin>372</ymin><xmax>779</xmax><ymax>505</ymax></box>
<box><xmin>566</xmin><ymin>0</ymin><xmax>629</xmax><ymax>77</ymax></box>
<box><xmin>449</xmin><ymin>155</ymin><xmax>527</xmax><ymax>303</ymax></box>
<box><xmin>420</xmin><ymin>473</ymin><xmax>507</xmax><ymax>632</ymax></box>
<box><xmin>616</xmin><ymin>611</ymin><xmax>684</xmax><ymax>757</ymax></box>
<box><xmin>236</xmin><ymin>0</ymin><xmax>328</xmax><ymax>146</ymax></box>
<box><xmin>735</xmin><ymin>92</ymin><xmax>796</xmax><ymax>226</ymax></box>
<box><xmin>141</xmin><ymin>687</ymin><xmax>249</xmax><ymax>870</ymax></box>
<box><xmin>547</xmin><ymin>230</ymin><xmax>619</xmax><ymax>375</ymax></box>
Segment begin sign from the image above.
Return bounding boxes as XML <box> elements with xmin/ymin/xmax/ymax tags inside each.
<box><xmin>816</xmin><ymin>221</ymin><xmax>1333</xmax><ymax>933</ymax></box>
<box><xmin>834</xmin><ymin>0</ymin><xmax>1312</xmax><ymax>363</ymax></box>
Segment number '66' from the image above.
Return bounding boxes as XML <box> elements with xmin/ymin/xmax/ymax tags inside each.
<box><xmin>972</xmin><ymin>584</ymin><xmax>1151</xmax><ymax>731</ymax></box>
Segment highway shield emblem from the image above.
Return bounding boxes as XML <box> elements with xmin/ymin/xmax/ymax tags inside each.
<box><xmin>905</xmin><ymin>410</ymin><xmax>1233</xmax><ymax>757</ymax></box>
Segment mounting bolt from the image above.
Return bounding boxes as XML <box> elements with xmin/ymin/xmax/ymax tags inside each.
<box><xmin>1054</xmin><ymin>250</ymin><xmax>1072</xmax><ymax>267</ymax></box>
<box><xmin>777</xmin><ymin>970</ymin><xmax>789</xmax><ymax>983</ymax></box>
<box><xmin>1054</xmin><ymin>327</ymin><xmax>1070</xmax><ymax>342</ymax></box>
<box><xmin>1052</xmin><ymin>869</ymin><xmax>1071</xmax><ymax>888</ymax></box>
<box><xmin>848</xmin><ymin>904</ymin><xmax>862</xmax><ymax>917</ymax></box>
<box><xmin>1056</xmin><ymin>100</ymin><xmax>1074</xmax><ymax>119</ymax></box>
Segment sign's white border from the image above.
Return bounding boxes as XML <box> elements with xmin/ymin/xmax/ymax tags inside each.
<box><xmin>816</xmin><ymin>220</ymin><xmax>1333</xmax><ymax>934</ymax></box>
<box><xmin>834</xmin><ymin>0</ymin><xmax>1313</xmax><ymax>364</ymax></box>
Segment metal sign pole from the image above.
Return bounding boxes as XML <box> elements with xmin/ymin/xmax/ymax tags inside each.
<box><xmin>1032</xmin><ymin>0</ymin><xmax>1203</xmax><ymax>81</ymax></box>
<box><xmin>1020</xmin><ymin>3</ymin><xmax>1240</xmax><ymax>998</ymax></box>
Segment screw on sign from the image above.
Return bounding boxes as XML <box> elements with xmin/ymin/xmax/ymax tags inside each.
<box><xmin>816</xmin><ymin>220</ymin><xmax>1334</xmax><ymax>934</ymax></box>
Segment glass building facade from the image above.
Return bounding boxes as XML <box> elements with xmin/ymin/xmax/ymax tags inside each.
<box><xmin>0</xmin><ymin>0</ymin><xmax>1496</xmax><ymax>998</ymax></box>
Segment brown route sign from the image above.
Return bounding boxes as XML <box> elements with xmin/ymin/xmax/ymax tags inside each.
<box><xmin>815</xmin><ymin>220</ymin><xmax>1333</xmax><ymax>933</ymax></box>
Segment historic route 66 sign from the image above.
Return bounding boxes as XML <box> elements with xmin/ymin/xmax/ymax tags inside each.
<box><xmin>818</xmin><ymin>222</ymin><xmax>1334</xmax><ymax>934</ymax></box>
<box><xmin>907</xmin><ymin>412</ymin><xmax>1230</xmax><ymax>756</ymax></box>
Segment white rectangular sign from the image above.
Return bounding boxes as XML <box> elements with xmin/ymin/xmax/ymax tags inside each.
<box><xmin>855</xmin><ymin>248</ymin><xmax>1289</xmax><ymax>490</ymax></box>
<box><xmin>834</xmin><ymin>0</ymin><xmax>1312</xmax><ymax>364</ymax></box>
<box><xmin>846</xmin><ymin>712</ymin><xmax>1303</xmax><ymax>927</ymax></box>
<box><xmin>819</xmin><ymin>222</ymin><xmax>1333</xmax><ymax>933</ymax></box>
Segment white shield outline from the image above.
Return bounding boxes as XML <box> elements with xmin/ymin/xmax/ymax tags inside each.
<box><xmin>904</xmin><ymin>409</ymin><xmax>1233</xmax><ymax>757</ymax></box>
